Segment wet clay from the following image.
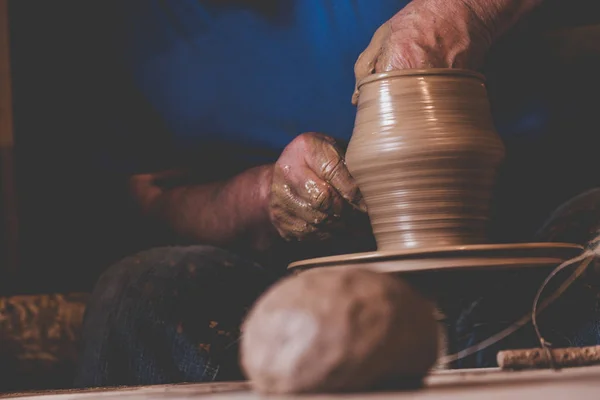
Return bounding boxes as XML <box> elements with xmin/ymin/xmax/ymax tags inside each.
<box><xmin>269</xmin><ymin>132</ymin><xmax>367</xmax><ymax>242</ymax></box>
<box><xmin>346</xmin><ymin>69</ymin><xmax>505</xmax><ymax>251</ymax></box>
<box><xmin>240</xmin><ymin>268</ymin><xmax>439</xmax><ymax>394</ymax></box>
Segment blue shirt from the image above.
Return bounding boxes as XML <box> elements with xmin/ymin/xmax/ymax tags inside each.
<box><xmin>101</xmin><ymin>0</ymin><xmax>410</xmax><ymax>176</ymax></box>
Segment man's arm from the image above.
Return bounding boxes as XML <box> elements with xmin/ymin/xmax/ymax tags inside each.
<box><xmin>353</xmin><ymin>0</ymin><xmax>546</xmax><ymax>103</ymax></box>
<box><xmin>129</xmin><ymin>164</ymin><xmax>276</xmax><ymax>252</ymax></box>
<box><xmin>127</xmin><ymin>132</ymin><xmax>367</xmax><ymax>255</ymax></box>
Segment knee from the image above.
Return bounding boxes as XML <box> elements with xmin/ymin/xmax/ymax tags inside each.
<box><xmin>86</xmin><ymin>246</ymin><xmax>183</xmax><ymax>310</ymax></box>
<box><xmin>77</xmin><ymin>245</ymin><xmax>248</xmax><ymax>386</ymax></box>
<box><xmin>85</xmin><ymin>245</ymin><xmax>270</xmax><ymax>324</ymax></box>
<box><xmin>78</xmin><ymin>246</ymin><xmax>254</xmax><ymax>360</ymax></box>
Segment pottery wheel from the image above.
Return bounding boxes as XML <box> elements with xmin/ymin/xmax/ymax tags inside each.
<box><xmin>287</xmin><ymin>242</ymin><xmax>583</xmax><ymax>274</ymax></box>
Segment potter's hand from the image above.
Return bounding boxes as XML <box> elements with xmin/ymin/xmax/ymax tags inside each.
<box><xmin>269</xmin><ymin>132</ymin><xmax>367</xmax><ymax>241</ymax></box>
<box><xmin>352</xmin><ymin>0</ymin><xmax>544</xmax><ymax>104</ymax></box>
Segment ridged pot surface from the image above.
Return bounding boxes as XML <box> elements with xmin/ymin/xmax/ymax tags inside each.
<box><xmin>346</xmin><ymin>69</ymin><xmax>505</xmax><ymax>251</ymax></box>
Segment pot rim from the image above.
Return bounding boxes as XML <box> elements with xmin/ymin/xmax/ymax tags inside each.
<box><xmin>357</xmin><ymin>68</ymin><xmax>486</xmax><ymax>89</ymax></box>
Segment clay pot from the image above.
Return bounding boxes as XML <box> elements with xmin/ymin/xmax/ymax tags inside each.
<box><xmin>346</xmin><ymin>69</ymin><xmax>505</xmax><ymax>251</ymax></box>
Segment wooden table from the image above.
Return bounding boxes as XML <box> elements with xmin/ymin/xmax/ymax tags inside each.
<box><xmin>3</xmin><ymin>366</ymin><xmax>600</xmax><ymax>400</ymax></box>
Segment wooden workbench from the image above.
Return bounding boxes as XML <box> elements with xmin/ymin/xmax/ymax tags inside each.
<box><xmin>3</xmin><ymin>366</ymin><xmax>600</xmax><ymax>400</ymax></box>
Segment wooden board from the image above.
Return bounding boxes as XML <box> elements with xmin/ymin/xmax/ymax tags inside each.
<box><xmin>3</xmin><ymin>365</ymin><xmax>600</xmax><ymax>400</ymax></box>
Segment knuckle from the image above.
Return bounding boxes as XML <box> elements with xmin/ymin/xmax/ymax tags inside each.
<box><xmin>304</xmin><ymin>179</ymin><xmax>332</xmax><ymax>210</ymax></box>
<box><xmin>292</xmin><ymin>132</ymin><xmax>317</xmax><ymax>149</ymax></box>
<box><xmin>385</xmin><ymin>43</ymin><xmax>413</xmax><ymax>69</ymax></box>
<box><xmin>313</xmin><ymin>187</ymin><xmax>332</xmax><ymax>211</ymax></box>
<box><xmin>322</xmin><ymin>156</ymin><xmax>344</xmax><ymax>182</ymax></box>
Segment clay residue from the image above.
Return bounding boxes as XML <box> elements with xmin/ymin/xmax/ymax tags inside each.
<box><xmin>269</xmin><ymin>133</ymin><xmax>367</xmax><ymax>242</ymax></box>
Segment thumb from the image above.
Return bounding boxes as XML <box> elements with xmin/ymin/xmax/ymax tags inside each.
<box><xmin>352</xmin><ymin>21</ymin><xmax>392</xmax><ymax>105</ymax></box>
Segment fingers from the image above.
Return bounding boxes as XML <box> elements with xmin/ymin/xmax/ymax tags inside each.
<box><xmin>269</xmin><ymin>133</ymin><xmax>368</xmax><ymax>241</ymax></box>
<box><xmin>303</xmin><ymin>136</ymin><xmax>367</xmax><ymax>212</ymax></box>
<box><xmin>374</xmin><ymin>37</ymin><xmax>407</xmax><ymax>72</ymax></box>
<box><xmin>268</xmin><ymin>180</ymin><xmax>319</xmax><ymax>241</ymax></box>
<box><xmin>353</xmin><ymin>22</ymin><xmax>391</xmax><ymax>83</ymax></box>
<box><xmin>270</xmin><ymin>163</ymin><xmax>345</xmax><ymax>241</ymax></box>
<box><xmin>286</xmin><ymin>164</ymin><xmax>346</xmax><ymax>219</ymax></box>
<box><xmin>352</xmin><ymin>21</ymin><xmax>392</xmax><ymax>105</ymax></box>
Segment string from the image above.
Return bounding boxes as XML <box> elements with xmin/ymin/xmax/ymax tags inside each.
<box><xmin>531</xmin><ymin>238</ymin><xmax>600</xmax><ymax>367</ymax></box>
<box><xmin>439</xmin><ymin>241</ymin><xmax>598</xmax><ymax>366</ymax></box>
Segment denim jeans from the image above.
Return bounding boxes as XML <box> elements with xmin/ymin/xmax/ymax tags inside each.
<box><xmin>75</xmin><ymin>189</ymin><xmax>600</xmax><ymax>387</ymax></box>
<box><xmin>74</xmin><ymin>245</ymin><xmax>278</xmax><ymax>387</ymax></box>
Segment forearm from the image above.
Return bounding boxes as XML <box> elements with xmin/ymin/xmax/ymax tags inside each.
<box><xmin>131</xmin><ymin>165</ymin><xmax>277</xmax><ymax>251</ymax></box>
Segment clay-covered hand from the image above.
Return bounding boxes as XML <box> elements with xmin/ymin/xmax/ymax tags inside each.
<box><xmin>352</xmin><ymin>0</ymin><xmax>543</xmax><ymax>104</ymax></box>
<box><xmin>269</xmin><ymin>132</ymin><xmax>367</xmax><ymax>241</ymax></box>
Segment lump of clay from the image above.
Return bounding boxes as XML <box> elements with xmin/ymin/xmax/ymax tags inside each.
<box><xmin>240</xmin><ymin>268</ymin><xmax>439</xmax><ymax>394</ymax></box>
